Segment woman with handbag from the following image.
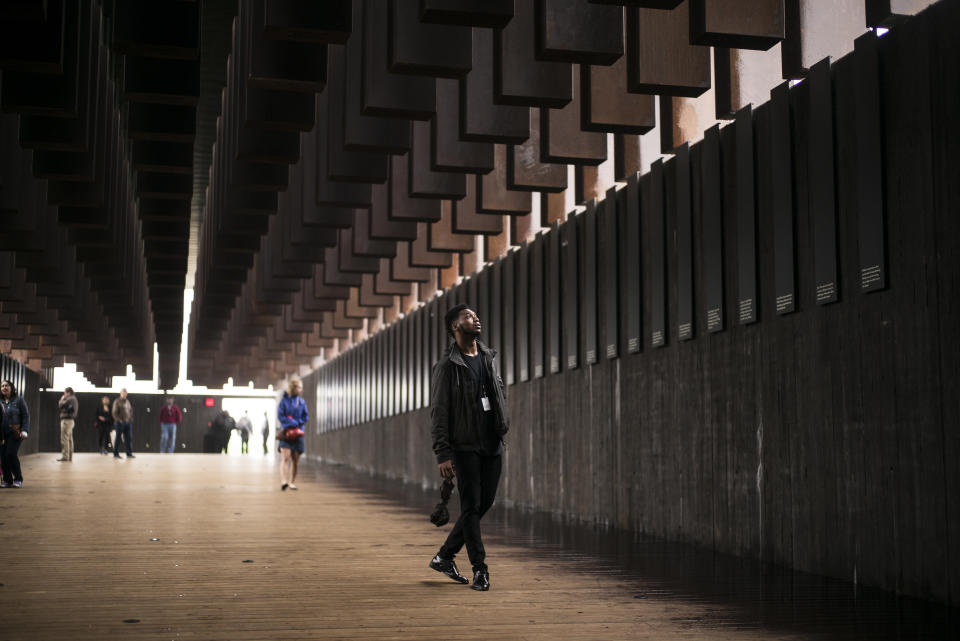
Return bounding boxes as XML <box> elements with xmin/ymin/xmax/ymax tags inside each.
<box><xmin>276</xmin><ymin>379</ymin><xmax>308</xmax><ymax>491</ymax></box>
<box><xmin>1</xmin><ymin>379</ymin><xmax>30</xmax><ymax>488</ymax></box>
<box><xmin>95</xmin><ymin>395</ymin><xmax>114</xmax><ymax>455</ymax></box>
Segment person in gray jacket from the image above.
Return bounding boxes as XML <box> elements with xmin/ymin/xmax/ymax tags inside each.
<box><xmin>428</xmin><ymin>303</ymin><xmax>509</xmax><ymax>592</ymax></box>
<box><xmin>236</xmin><ymin>412</ymin><xmax>253</xmax><ymax>454</ymax></box>
<box><xmin>57</xmin><ymin>387</ymin><xmax>78</xmax><ymax>462</ymax></box>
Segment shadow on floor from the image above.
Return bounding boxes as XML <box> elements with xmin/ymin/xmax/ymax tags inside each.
<box><xmin>303</xmin><ymin>459</ymin><xmax>958</xmax><ymax>641</ymax></box>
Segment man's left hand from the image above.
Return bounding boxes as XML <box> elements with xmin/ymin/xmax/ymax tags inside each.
<box><xmin>438</xmin><ymin>459</ymin><xmax>455</xmax><ymax>480</ymax></box>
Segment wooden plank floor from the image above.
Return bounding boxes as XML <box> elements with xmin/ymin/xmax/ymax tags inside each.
<box><xmin>1</xmin><ymin>454</ymin><xmax>953</xmax><ymax>641</ymax></box>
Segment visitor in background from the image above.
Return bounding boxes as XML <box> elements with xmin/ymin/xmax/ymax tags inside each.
<box><xmin>112</xmin><ymin>388</ymin><xmax>135</xmax><ymax>459</ymax></box>
<box><xmin>57</xmin><ymin>387</ymin><xmax>79</xmax><ymax>462</ymax></box>
<box><xmin>95</xmin><ymin>396</ymin><xmax>113</xmax><ymax>455</ymax></box>
<box><xmin>0</xmin><ymin>379</ymin><xmax>30</xmax><ymax>488</ymax></box>
<box><xmin>277</xmin><ymin>379</ymin><xmax>307</xmax><ymax>491</ymax></box>
<box><xmin>207</xmin><ymin>410</ymin><xmax>235</xmax><ymax>453</ymax></box>
<box><xmin>220</xmin><ymin>411</ymin><xmax>235</xmax><ymax>453</ymax></box>
<box><xmin>237</xmin><ymin>411</ymin><xmax>252</xmax><ymax>454</ymax></box>
<box><xmin>261</xmin><ymin>412</ymin><xmax>270</xmax><ymax>455</ymax></box>
<box><xmin>158</xmin><ymin>396</ymin><xmax>182</xmax><ymax>454</ymax></box>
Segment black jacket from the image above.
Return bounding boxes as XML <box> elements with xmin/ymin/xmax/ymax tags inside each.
<box><xmin>430</xmin><ymin>340</ymin><xmax>509</xmax><ymax>463</ymax></box>
<box><xmin>96</xmin><ymin>405</ymin><xmax>113</xmax><ymax>428</ymax></box>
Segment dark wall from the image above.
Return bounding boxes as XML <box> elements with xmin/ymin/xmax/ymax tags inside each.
<box><xmin>37</xmin><ymin>392</ymin><xmax>263</xmax><ymax>454</ymax></box>
<box><xmin>309</xmin><ymin>3</ymin><xmax>959</xmax><ymax>606</ymax></box>
<box><xmin>20</xmin><ymin>367</ymin><xmax>46</xmax><ymax>457</ymax></box>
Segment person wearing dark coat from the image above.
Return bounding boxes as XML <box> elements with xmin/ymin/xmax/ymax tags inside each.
<box><xmin>95</xmin><ymin>396</ymin><xmax>113</xmax><ymax>455</ymax></box>
<box><xmin>428</xmin><ymin>304</ymin><xmax>509</xmax><ymax>592</ymax></box>
<box><xmin>221</xmin><ymin>413</ymin><xmax>235</xmax><ymax>453</ymax></box>
<box><xmin>207</xmin><ymin>411</ymin><xmax>235</xmax><ymax>454</ymax></box>
<box><xmin>1</xmin><ymin>379</ymin><xmax>30</xmax><ymax>488</ymax></box>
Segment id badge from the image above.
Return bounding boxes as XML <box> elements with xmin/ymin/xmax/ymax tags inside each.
<box><xmin>481</xmin><ymin>396</ymin><xmax>492</xmax><ymax>412</ymax></box>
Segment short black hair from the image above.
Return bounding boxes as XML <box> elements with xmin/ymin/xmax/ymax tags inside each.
<box><xmin>444</xmin><ymin>303</ymin><xmax>474</xmax><ymax>339</ymax></box>
<box><xmin>65</xmin><ymin>387</ymin><xmax>74</xmax><ymax>394</ymax></box>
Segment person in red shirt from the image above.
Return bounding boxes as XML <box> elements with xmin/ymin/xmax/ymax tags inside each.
<box><xmin>158</xmin><ymin>396</ymin><xmax>183</xmax><ymax>454</ymax></box>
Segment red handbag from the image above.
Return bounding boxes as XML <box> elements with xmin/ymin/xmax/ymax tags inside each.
<box><xmin>278</xmin><ymin>427</ymin><xmax>304</xmax><ymax>442</ymax></box>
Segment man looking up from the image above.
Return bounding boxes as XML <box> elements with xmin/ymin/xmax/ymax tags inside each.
<box><xmin>429</xmin><ymin>303</ymin><xmax>510</xmax><ymax>592</ymax></box>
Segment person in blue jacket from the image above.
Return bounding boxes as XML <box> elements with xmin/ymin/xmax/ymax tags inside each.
<box><xmin>277</xmin><ymin>379</ymin><xmax>308</xmax><ymax>491</ymax></box>
<box><xmin>1</xmin><ymin>379</ymin><xmax>30</xmax><ymax>488</ymax></box>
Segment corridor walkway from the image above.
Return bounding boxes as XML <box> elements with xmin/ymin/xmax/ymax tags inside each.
<box><xmin>1</xmin><ymin>454</ymin><xmax>954</xmax><ymax>640</ymax></box>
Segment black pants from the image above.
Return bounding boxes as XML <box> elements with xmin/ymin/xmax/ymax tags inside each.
<box><xmin>97</xmin><ymin>424</ymin><xmax>113</xmax><ymax>451</ymax></box>
<box><xmin>440</xmin><ymin>451</ymin><xmax>502</xmax><ymax>572</ymax></box>
<box><xmin>114</xmin><ymin>422</ymin><xmax>133</xmax><ymax>456</ymax></box>
<box><xmin>1</xmin><ymin>434</ymin><xmax>23</xmax><ymax>483</ymax></box>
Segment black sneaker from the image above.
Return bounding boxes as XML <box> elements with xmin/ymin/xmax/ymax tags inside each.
<box><xmin>471</xmin><ymin>569</ymin><xmax>490</xmax><ymax>591</ymax></box>
<box><xmin>429</xmin><ymin>554</ymin><xmax>469</xmax><ymax>584</ymax></box>
<box><xmin>127</xmin><ymin>454</ymin><xmax>136</xmax><ymax>459</ymax></box>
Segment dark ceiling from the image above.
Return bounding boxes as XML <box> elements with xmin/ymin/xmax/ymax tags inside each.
<box><xmin>0</xmin><ymin>0</ymin><xmax>911</xmax><ymax>389</ymax></box>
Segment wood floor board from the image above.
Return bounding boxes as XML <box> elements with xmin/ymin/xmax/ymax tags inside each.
<box><xmin>0</xmin><ymin>453</ymin><xmax>917</xmax><ymax>640</ymax></box>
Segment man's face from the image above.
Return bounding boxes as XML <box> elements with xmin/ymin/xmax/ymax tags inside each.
<box><xmin>120</xmin><ymin>389</ymin><xmax>127</xmax><ymax>398</ymax></box>
<box><xmin>0</xmin><ymin>382</ymin><xmax>10</xmax><ymax>397</ymax></box>
<box><xmin>166</xmin><ymin>398</ymin><xmax>173</xmax><ymax>406</ymax></box>
<box><xmin>456</xmin><ymin>309</ymin><xmax>482</xmax><ymax>337</ymax></box>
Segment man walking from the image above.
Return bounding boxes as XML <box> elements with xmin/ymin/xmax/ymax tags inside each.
<box><xmin>57</xmin><ymin>387</ymin><xmax>78</xmax><ymax>462</ymax></box>
<box><xmin>261</xmin><ymin>412</ymin><xmax>270</xmax><ymax>455</ymax></box>
<box><xmin>158</xmin><ymin>396</ymin><xmax>182</xmax><ymax>453</ymax></box>
<box><xmin>220</xmin><ymin>411</ymin><xmax>235</xmax><ymax>453</ymax></box>
<box><xmin>237</xmin><ymin>411</ymin><xmax>253</xmax><ymax>454</ymax></box>
<box><xmin>429</xmin><ymin>303</ymin><xmax>509</xmax><ymax>592</ymax></box>
<box><xmin>112</xmin><ymin>388</ymin><xmax>135</xmax><ymax>459</ymax></box>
